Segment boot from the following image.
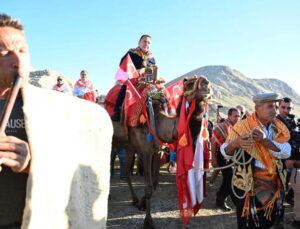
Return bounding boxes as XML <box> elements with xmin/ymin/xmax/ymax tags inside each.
<box><xmin>216</xmin><ymin>198</ymin><xmax>231</xmax><ymax>211</ymax></box>
<box><xmin>216</xmin><ymin>201</ymin><xmax>231</xmax><ymax>211</ymax></box>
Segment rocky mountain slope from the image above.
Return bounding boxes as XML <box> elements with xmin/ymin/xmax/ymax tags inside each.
<box><xmin>168</xmin><ymin>65</ymin><xmax>300</xmax><ymax>120</ymax></box>
<box><xmin>29</xmin><ymin>69</ymin><xmax>74</xmax><ymax>90</ymax></box>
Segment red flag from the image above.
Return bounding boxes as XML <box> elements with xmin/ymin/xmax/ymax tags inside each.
<box><xmin>83</xmin><ymin>91</ymin><xmax>96</xmax><ymax>102</ymax></box>
<box><xmin>105</xmin><ymin>84</ymin><xmax>122</xmax><ymax>116</ymax></box>
<box><xmin>166</xmin><ymin>80</ymin><xmax>183</xmax><ymax>111</ymax></box>
<box><xmin>176</xmin><ymin>98</ymin><xmax>198</xmax><ymax>226</ymax></box>
<box><xmin>124</xmin><ymin>80</ymin><xmax>140</xmax><ymax>117</ymax></box>
<box><xmin>115</xmin><ymin>54</ymin><xmax>139</xmax><ymax>82</ymax></box>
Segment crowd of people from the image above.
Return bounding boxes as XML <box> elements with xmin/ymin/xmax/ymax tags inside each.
<box><xmin>1</xmin><ymin>13</ymin><xmax>300</xmax><ymax>229</ymax></box>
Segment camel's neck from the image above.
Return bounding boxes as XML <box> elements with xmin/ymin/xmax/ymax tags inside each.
<box><xmin>176</xmin><ymin>96</ymin><xmax>204</xmax><ymax>140</ymax></box>
<box><xmin>155</xmin><ymin>113</ymin><xmax>178</xmax><ymax>143</ymax></box>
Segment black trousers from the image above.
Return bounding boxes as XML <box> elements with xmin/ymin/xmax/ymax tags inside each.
<box><xmin>113</xmin><ymin>85</ymin><xmax>126</xmax><ymax>114</ymax></box>
<box><xmin>216</xmin><ymin>151</ymin><xmax>234</xmax><ymax>204</ymax></box>
<box><xmin>216</xmin><ymin>167</ymin><xmax>233</xmax><ymax>203</ymax></box>
<box><xmin>233</xmin><ymin>189</ymin><xmax>277</xmax><ymax>229</ymax></box>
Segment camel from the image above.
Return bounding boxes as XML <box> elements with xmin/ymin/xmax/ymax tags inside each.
<box><xmin>108</xmin><ymin>75</ymin><xmax>212</xmax><ymax>229</ymax></box>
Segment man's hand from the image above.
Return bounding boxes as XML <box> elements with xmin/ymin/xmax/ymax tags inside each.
<box><xmin>235</xmin><ymin>135</ymin><xmax>253</xmax><ymax>148</ymax></box>
<box><xmin>251</xmin><ymin>128</ymin><xmax>266</xmax><ymax>142</ymax></box>
<box><xmin>224</xmin><ymin>134</ymin><xmax>253</xmax><ymax>156</ymax></box>
<box><xmin>251</xmin><ymin>128</ymin><xmax>280</xmax><ymax>151</ymax></box>
<box><xmin>0</xmin><ymin>136</ymin><xmax>30</xmax><ymax>173</ymax></box>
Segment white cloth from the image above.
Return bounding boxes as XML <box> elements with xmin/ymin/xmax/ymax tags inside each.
<box><xmin>21</xmin><ymin>84</ymin><xmax>112</xmax><ymax>229</ymax></box>
<box><xmin>188</xmin><ymin>129</ymin><xmax>204</xmax><ymax>207</ymax></box>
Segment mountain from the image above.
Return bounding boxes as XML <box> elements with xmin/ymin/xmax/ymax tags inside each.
<box><xmin>29</xmin><ymin>69</ymin><xmax>74</xmax><ymax>89</ymax></box>
<box><xmin>168</xmin><ymin>65</ymin><xmax>300</xmax><ymax>120</ymax></box>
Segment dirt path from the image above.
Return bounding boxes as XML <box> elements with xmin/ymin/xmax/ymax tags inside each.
<box><xmin>107</xmin><ymin>167</ymin><xmax>295</xmax><ymax>229</ymax></box>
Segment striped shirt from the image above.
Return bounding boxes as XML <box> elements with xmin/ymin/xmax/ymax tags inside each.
<box><xmin>220</xmin><ymin>121</ymin><xmax>291</xmax><ymax>169</ymax></box>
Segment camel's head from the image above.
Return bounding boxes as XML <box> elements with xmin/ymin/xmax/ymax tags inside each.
<box><xmin>183</xmin><ymin>75</ymin><xmax>212</xmax><ymax>120</ymax></box>
<box><xmin>183</xmin><ymin>75</ymin><xmax>212</xmax><ymax>102</ymax></box>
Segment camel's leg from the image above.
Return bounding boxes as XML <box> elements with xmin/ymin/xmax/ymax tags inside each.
<box><xmin>152</xmin><ymin>152</ymin><xmax>160</xmax><ymax>190</ymax></box>
<box><xmin>143</xmin><ymin>153</ymin><xmax>155</xmax><ymax>229</ymax></box>
<box><xmin>108</xmin><ymin>147</ymin><xmax>117</xmax><ymax>200</ymax></box>
<box><xmin>125</xmin><ymin>150</ymin><xmax>139</xmax><ymax>207</ymax></box>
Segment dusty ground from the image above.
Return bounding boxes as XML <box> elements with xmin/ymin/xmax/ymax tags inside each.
<box><xmin>107</xmin><ymin>166</ymin><xmax>295</xmax><ymax>229</ymax></box>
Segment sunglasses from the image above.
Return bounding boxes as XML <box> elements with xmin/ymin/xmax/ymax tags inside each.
<box><xmin>280</xmin><ymin>106</ymin><xmax>292</xmax><ymax>110</ymax></box>
<box><xmin>57</xmin><ymin>79</ymin><xmax>62</xmax><ymax>81</ymax></box>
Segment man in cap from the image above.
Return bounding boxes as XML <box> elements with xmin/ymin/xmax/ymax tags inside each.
<box><xmin>220</xmin><ymin>92</ymin><xmax>291</xmax><ymax>228</ymax></box>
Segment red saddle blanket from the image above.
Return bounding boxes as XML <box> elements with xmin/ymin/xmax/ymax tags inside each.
<box><xmin>105</xmin><ymin>83</ymin><xmax>149</xmax><ymax>127</ymax></box>
<box><xmin>105</xmin><ymin>84</ymin><xmax>121</xmax><ymax>117</ymax></box>
<box><xmin>105</xmin><ymin>79</ymin><xmax>184</xmax><ymax>127</ymax></box>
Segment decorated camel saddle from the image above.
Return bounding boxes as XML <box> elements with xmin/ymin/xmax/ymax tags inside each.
<box><xmin>105</xmin><ymin>79</ymin><xmax>169</xmax><ymax>127</ymax></box>
<box><xmin>105</xmin><ymin>75</ymin><xmax>211</xmax><ymax>129</ymax></box>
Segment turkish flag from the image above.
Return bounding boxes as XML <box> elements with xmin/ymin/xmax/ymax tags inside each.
<box><xmin>176</xmin><ymin>98</ymin><xmax>197</xmax><ymax>226</ymax></box>
<box><xmin>124</xmin><ymin>80</ymin><xmax>140</xmax><ymax>117</ymax></box>
<box><xmin>115</xmin><ymin>54</ymin><xmax>139</xmax><ymax>82</ymax></box>
<box><xmin>83</xmin><ymin>91</ymin><xmax>96</xmax><ymax>102</ymax></box>
<box><xmin>166</xmin><ymin>80</ymin><xmax>183</xmax><ymax>111</ymax></box>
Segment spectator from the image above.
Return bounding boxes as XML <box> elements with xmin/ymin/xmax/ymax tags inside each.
<box><xmin>236</xmin><ymin>104</ymin><xmax>250</xmax><ymax>120</ymax></box>
<box><xmin>277</xmin><ymin>97</ymin><xmax>300</xmax><ymax>226</ymax></box>
<box><xmin>73</xmin><ymin>70</ymin><xmax>96</xmax><ymax>102</ymax></box>
<box><xmin>211</xmin><ymin>107</ymin><xmax>240</xmax><ymax>211</ymax></box>
<box><xmin>52</xmin><ymin>76</ymin><xmax>71</xmax><ymax>93</ymax></box>
<box><xmin>277</xmin><ymin>97</ymin><xmax>295</xmax><ymax>204</ymax></box>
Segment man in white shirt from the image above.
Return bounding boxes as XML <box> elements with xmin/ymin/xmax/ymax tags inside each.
<box><xmin>220</xmin><ymin>92</ymin><xmax>291</xmax><ymax>229</ymax></box>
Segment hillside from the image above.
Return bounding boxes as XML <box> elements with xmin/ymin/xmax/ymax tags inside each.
<box><xmin>29</xmin><ymin>69</ymin><xmax>74</xmax><ymax>90</ymax></box>
<box><xmin>168</xmin><ymin>65</ymin><xmax>300</xmax><ymax>120</ymax></box>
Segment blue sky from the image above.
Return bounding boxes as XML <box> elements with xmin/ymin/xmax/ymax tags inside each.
<box><xmin>2</xmin><ymin>0</ymin><xmax>300</xmax><ymax>94</ymax></box>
